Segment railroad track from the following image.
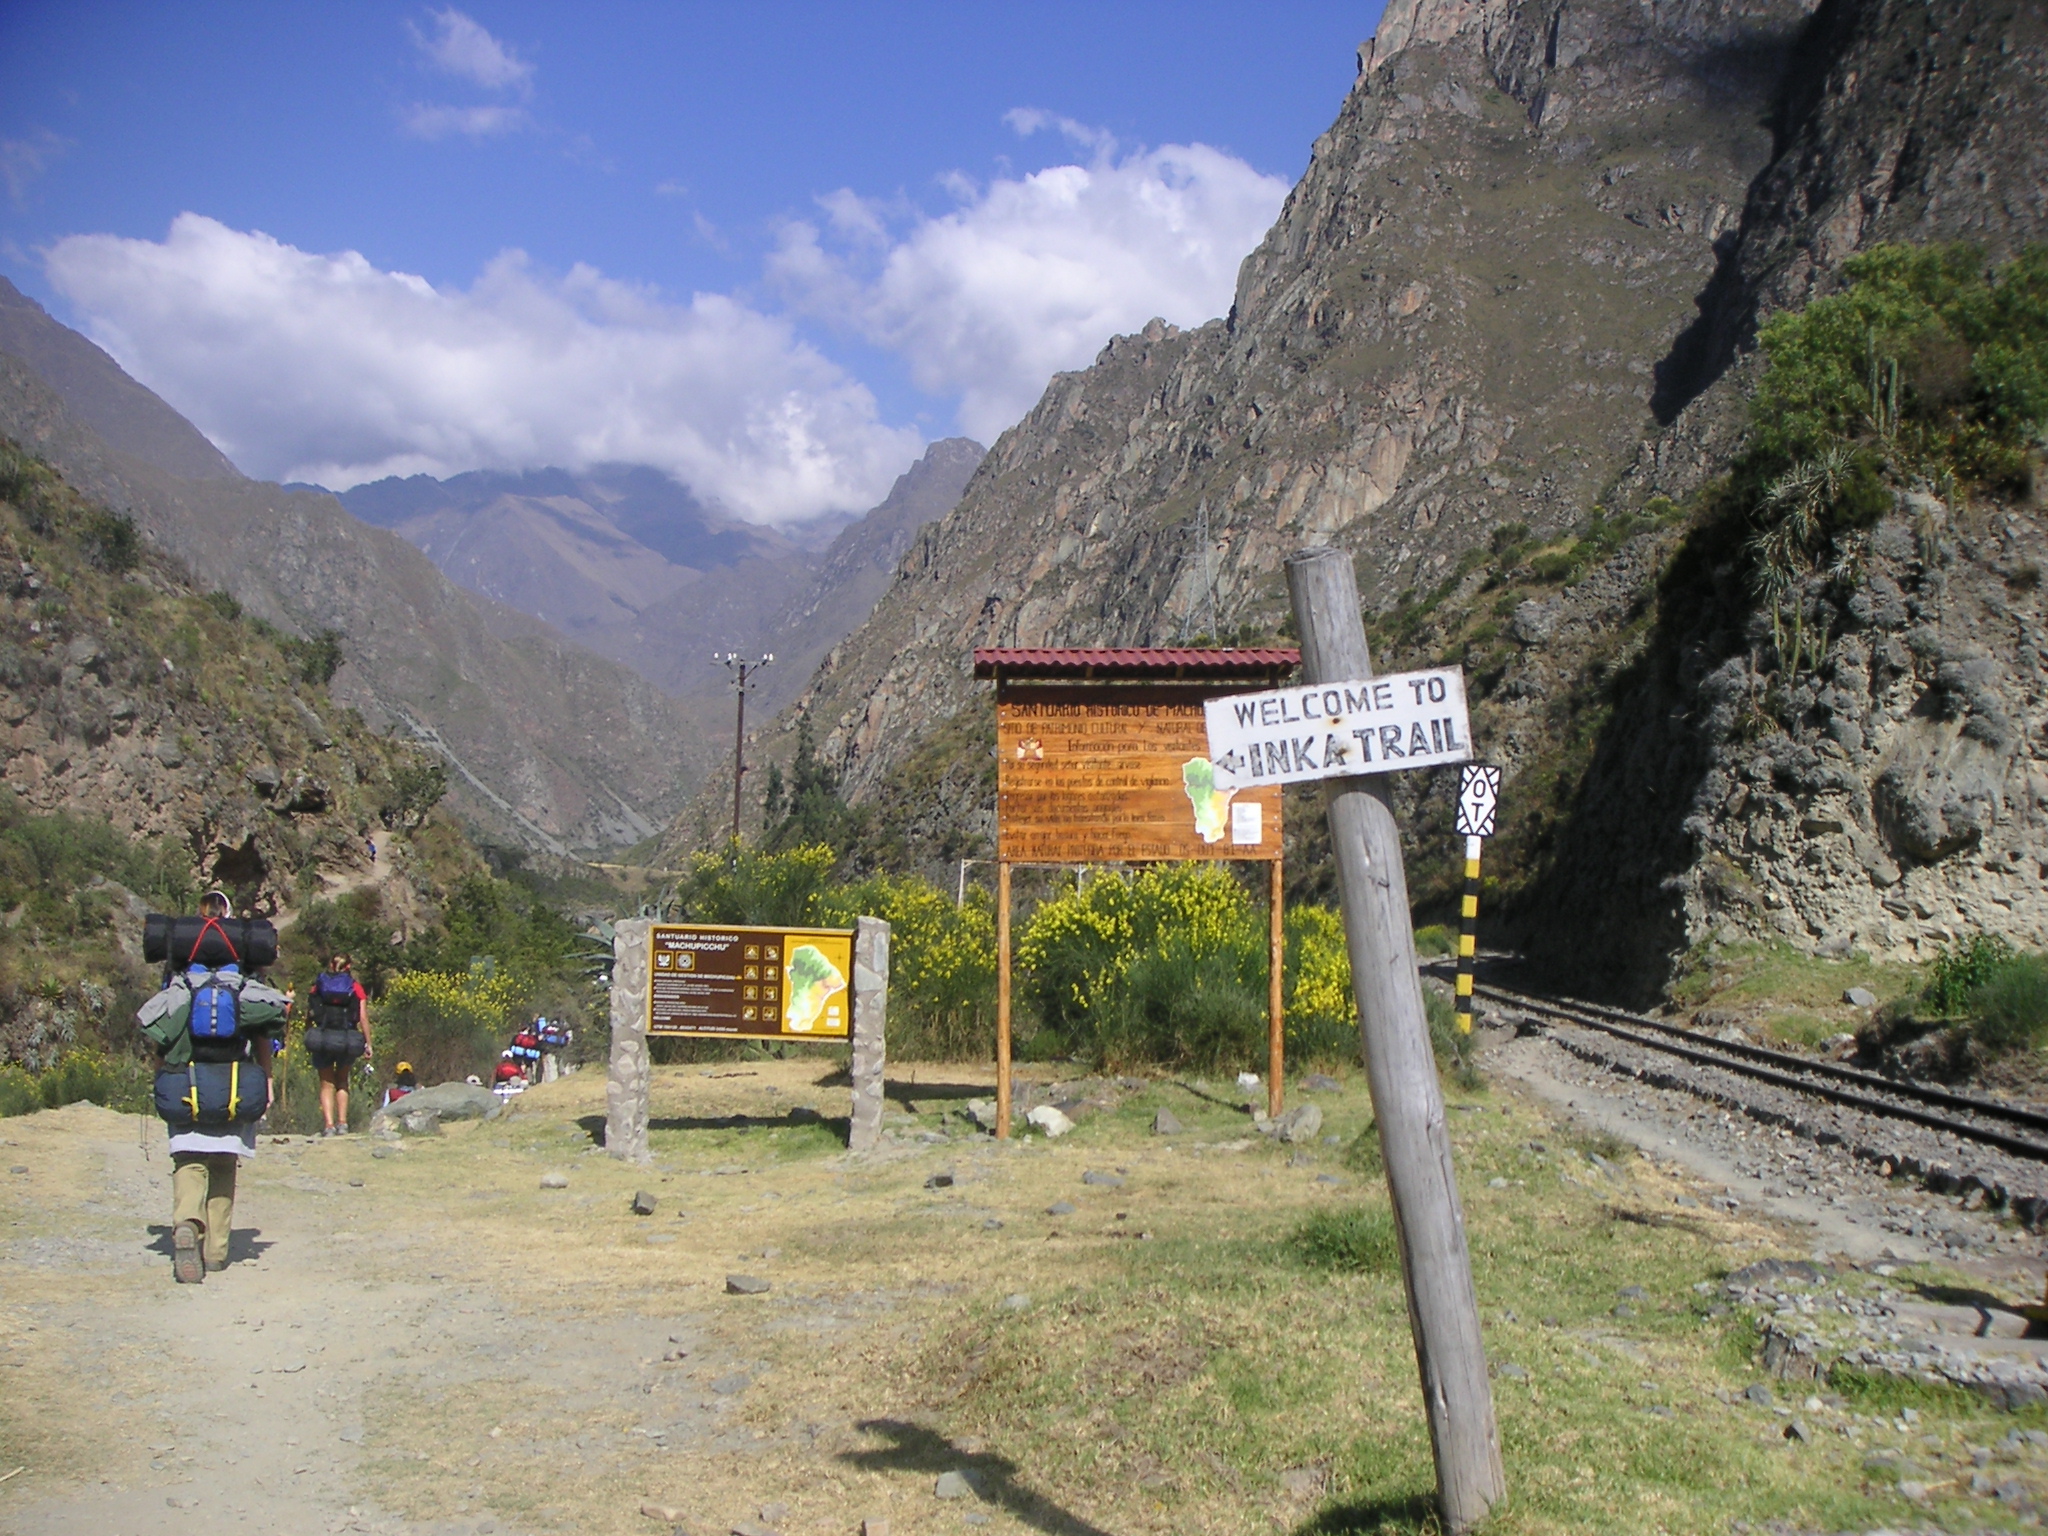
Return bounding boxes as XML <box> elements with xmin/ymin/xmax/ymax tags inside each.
<box><xmin>1430</xmin><ymin>967</ymin><xmax>2048</xmax><ymax>1170</ymax></box>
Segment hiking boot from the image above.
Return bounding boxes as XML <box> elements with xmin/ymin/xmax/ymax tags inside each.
<box><xmin>172</xmin><ymin>1220</ymin><xmax>203</xmax><ymax>1284</ymax></box>
<box><xmin>205</xmin><ymin>1256</ymin><xmax>229</xmax><ymax>1273</ymax></box>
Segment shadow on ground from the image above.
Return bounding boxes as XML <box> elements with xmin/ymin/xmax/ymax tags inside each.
<box><xmin>144</xmin><ymin>1223</ymin><xmax>275</xmax><ymax>1264</ymax></box>
<box><xmin>838</xmin><ymin>1418</ymin><xmax>1115</xmax><ymax>1536</ymax></box>
<box><xmin>1291</xmin><ymin>1491</ymin><xmax>1441</xmax><ymax>1534</ymax></box>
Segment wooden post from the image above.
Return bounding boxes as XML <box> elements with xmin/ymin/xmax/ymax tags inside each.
<box><xmin>1284</xmin><ymin>547</ymin><xmax>1504</xmax><ymax>1532</ymax></box>
<box><xmin>995</xmin><ymin>860</ymin><xmax>1012</xmax><ymax>1139</ymax></box>
<box><xmin>1268</xmin><ymin>856</ymin><xmax>1285</xmax><ymax>1119</ymax></box>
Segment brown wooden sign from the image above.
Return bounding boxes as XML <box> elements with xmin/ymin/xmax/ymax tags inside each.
<box><xmin>647</xmin><ymin>924</ymin><xmax>854</xmax><ymax>1039</ymax></box>
<box><xmin>996</xmin><ymin>684</ymin><xmax>1282</xmax><ymax>863</ymax></box>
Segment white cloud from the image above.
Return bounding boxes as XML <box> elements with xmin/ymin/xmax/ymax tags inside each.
<box><xmin>408</xmin><ymin>8</ymin><xmax>531</xmax><ymax>91</ymax></box>
<box><xmin>401</xmin><ymin>103</ymin><xmax>528</xmax><ymax>140</ymax></box>
<box><xmin>769</xmin><ymin>122</ymin><xmax>1289</xmax><ymax>442</ymax></box>
<box><xmin>1</xmin><ymin>129</ymin><xmax>69</xmax><ymax>205</ymax></box>
<box><xmin>44</xmin><ymin>214</ymin><xmax>922</xmax><ymax>524</ymax></box>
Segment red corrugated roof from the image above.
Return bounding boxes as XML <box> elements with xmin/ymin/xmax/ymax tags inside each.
<box><xmin>973</xmin><ymin>646</ymin><xmax>1299</xmax><ymax>680</ymax></box>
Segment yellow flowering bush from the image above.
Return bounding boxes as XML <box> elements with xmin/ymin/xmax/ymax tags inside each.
<box><xmin>822</xmin><ymin>873</ymin><xmax>996</xmax><ymax>1059</ymax></box>
<box><xmin>377</xmin><ymin>966</ymin><xmax>528</xmax><ymax>1085</ymax></box>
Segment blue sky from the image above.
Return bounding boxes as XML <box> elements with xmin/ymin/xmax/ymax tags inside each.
<box><xmin>0</xmin><ymin>3</ymin><xmax>1384</xmax><ymax>521</ymax></box>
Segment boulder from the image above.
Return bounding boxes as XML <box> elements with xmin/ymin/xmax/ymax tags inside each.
<box><xmin>370</xmin><ymin>1080</ymin><xmax>500</xmax><ymax>1132</ymax></box>
<box><xmin>1260</xmin><ymin>1103</ymin><xmax>1324</xmax><ymax>1144</ymax></box>
<box><xmin>1024</xmin><ymin>1105</ymin><xmax>1074</xmax><ymax>1137</ymax></box>
<box><xmin>1151</xmin><ymin>1108</ymin><xmax>1184</xmax><ymax>1136</ymax></box>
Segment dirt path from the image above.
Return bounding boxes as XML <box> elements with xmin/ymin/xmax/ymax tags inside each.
<box><xmin>0</xmin><ymin>1063</ymin><xmax>1067</xmax><ymax>1536</ymax></box>
<box><xmin>0</xmin><ymin>1103</ymin><xmax>423</xmax><ymax>1536</ymax></box>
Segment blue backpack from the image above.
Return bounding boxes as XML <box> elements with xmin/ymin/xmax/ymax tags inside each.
<box><xmin>186</xmin><ymin>964</ymin><xmax>244</xmax><ymax>1040</ymax></box>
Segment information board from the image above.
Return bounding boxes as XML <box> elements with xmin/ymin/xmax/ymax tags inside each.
<box><xmin>996</xmin><ymin>686</ymin><xmax>1282</xmax><ymax>863</ymax></box>
<box><xmin>1202</xmin><ymin>667</ymin><xmax>1471</xmax><ymax>786</ymax></box>
<box><xmin>647</xmin><ymin>923</ymin><xmax>855</xmax><ymax>1039</ymax></box>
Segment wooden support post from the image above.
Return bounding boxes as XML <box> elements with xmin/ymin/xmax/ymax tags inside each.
<box><xmin>1284</xmin><ymin>547</ymin><xmax>1504</xmax><ymax>1533</ymax></box>
<box><xmin>996</xmin><ymin>860</ymin><xmax>1012</xmax><ymax>1140</ymax></box>
<box><xmin>1268</xmin><ymin>856</ymin><xmax>1285</xmax><ymax>1120</ymax></box>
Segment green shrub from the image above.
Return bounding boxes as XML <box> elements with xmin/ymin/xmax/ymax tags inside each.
<box><xmin>0</xmin><ymin>1064</ymin><xmax>38</xmax><ymax>1117</ymax></box>
<box><xmin>1750</xmin><ymin>243</ymin><xmax>2048</xmax><ymax>493</ymax></box>
<box><xmin>0</xmin><ymin>1049</ymin><xmax>148</xmax><ymax>1116</ymax></box>
<box><xmin>1413</xmin><ymin>924</ymin><xmax>1456</xmax><ymax>957</ymax></box>
<box><xmin>289</xmin><ymin>628</ymin><xmax>344</xmax><ymax>685</ymax></box>
<box><xmin>680</xmin><ymin>842</ymin><xmax>839</xmax><ymax>927</ymax></box>
<box><xmin>1017</xmin><ymin>866</ymin><xmax>1371</xmax><ymax>1072</ymax></box>
<box><xmin>1970</xmin><ymin>953</ymin><xmax>2048</xmax><ymax>1053</ymax></box>
<box><xmin>82</xmin><ymin>510</ymin><xmax>140</xmax><ymax>573</ymax></box>
<box><xmin>1925</xmin><ymin>933</ymin><xmax>2016</xmax><ymax>1015</ymax></box>
<box><xmin>1293</xmin><ymin>1206</ymin><xmax>1400</xmax><ymax>1273</ymax></box>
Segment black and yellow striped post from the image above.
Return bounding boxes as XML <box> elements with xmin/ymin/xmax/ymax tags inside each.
<box><xmin>1452</xmin><ymin>764</ymin><xmax>1501</xmax><ymax>1036</ymax></box>
<box><xmin>1456</xmin><ymin>836</ymin><xmax>1482</xmax><ymax>1034</ymax></box>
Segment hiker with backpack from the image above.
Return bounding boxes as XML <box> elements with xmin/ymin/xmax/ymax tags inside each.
<box><xmin>303</xmin><ymin>954</ymin><xmax>371</xmax><ymax>1135</ymax></box>
<box><xmin>136</xmin><ymin>891</ymin><xmax>290</xmax><ymax>1284</ymax></box>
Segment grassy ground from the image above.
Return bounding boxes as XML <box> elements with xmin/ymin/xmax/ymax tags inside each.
<box><xmin>1668</xmin><ymin>941</ymin><xmax>1926</xmax><ymax>1049</ymax></box>
<box><xmin>8</xmin><ymin>1058</ymin><xmax>2048</xmax><ymax>1535</ymax></box>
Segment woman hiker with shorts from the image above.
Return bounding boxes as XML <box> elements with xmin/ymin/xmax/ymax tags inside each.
<box><xmin>305</xmin><ymin>953</ymin><xmax>371</xmax><ymax>1135</ymax></box>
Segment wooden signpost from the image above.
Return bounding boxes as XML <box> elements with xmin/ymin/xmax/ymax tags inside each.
<box><xmin>977</xmin><ymin>647</ymin><xmax>1298</xmax><ymax>1135</ymax></box>
<box><xmin>1282</xmin><ymin>547</ymin><xmax>1503</xmax><ymax>1532</ymax></box>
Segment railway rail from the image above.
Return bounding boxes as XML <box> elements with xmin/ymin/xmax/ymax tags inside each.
<box><xmin>1421</xmin><ymin>967</ymin><xmax>2048</xmax><ymax>1217</ymax></box>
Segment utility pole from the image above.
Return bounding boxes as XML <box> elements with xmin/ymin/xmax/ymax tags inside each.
<box><xmin>715</xmin><ymin>651</ymin><xmax>773</xmax><ymax>849</ymax></box>
<box><xmin>1283</xmin><ymin>547</ymin><xmax>1504</xmax><ymax>1533</ymax></box>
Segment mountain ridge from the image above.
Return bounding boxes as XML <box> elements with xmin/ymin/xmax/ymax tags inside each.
<box><xmin>0</xmin><ymin>289</ymin><xmax>713</xmax><ymax>855</ymax></box>
<box><xmin>336</xmin><ymin>440</ymin><xmax>984</xmax><ymax>718</ymax></box>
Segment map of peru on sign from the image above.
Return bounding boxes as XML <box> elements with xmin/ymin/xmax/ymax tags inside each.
<box><xmin>1202</xmin><ymin>667</ymin><xmax>1473</xmax><ymax>785</ymax></box>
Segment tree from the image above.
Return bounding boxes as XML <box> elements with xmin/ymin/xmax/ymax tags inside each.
<box><xmin>764</xmin><ymin>718</ymin><xmax>858</xmax><ymax>853</ymax></box>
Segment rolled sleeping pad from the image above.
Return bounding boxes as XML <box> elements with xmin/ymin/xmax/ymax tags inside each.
<box><xmin>142</xmin><ymin>914</ymin><xmax>280</xmax><ymax>969</ymax></box>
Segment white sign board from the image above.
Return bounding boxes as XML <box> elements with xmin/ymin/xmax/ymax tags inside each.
<box><xmin>1455</xmin><ymin>763</ymin><xmax>1501</xmax><ymax>838</ymax></box>
<box><xmin>1202</xmin><ymin>667</ymin><xmax>1472</xmax><ymax>786</ymax></box>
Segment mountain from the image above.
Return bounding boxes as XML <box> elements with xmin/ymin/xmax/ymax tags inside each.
<box><xmin>335</xmin><ymin>439</ymin><xmax>984</xmax><ymax>719</ymax></box>
<box><xmin>0</xmin><ymin>279</ymin><xmax>712</xmax><ymax>855</ymax></box>
<box><xmin>674</xmin><ymin>0</ymin><xmax>2048</xmax><ymax>997</ymax></box>
<box><xmin>0</xmin><ymin>278</ymin><xmax>241</xmax><ymax>483</ymax></box>
<box><xmin>0</xmin><ymin>437</ymin><xmax>484</xmax><ymax>1063</ymax></box>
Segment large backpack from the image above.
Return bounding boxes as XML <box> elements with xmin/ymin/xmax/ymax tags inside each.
<box><xmin>309</xmin><ymin>971</ymin><xmax>359</xmax><ymax>1029</ymax></box>
<box><xmin>186</xmin><ymin>964</ymin><xmax>245</xmax><ymax>1041</ymax></box>
<box><xmin>154</xmin><ymin>1059</ymin><xmax>269</xmax><ymax>1128</ymax></box>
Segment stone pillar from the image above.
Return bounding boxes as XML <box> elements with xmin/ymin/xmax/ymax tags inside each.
<box><xmin>605</xmin><ymin>917</ymin><xmax>652</xmax><ymax>1163</ymax></box>
<box><xmin>848</xmin><ymin>916</ymin><xmax>889</xmax><ymax>1154</ymax></box>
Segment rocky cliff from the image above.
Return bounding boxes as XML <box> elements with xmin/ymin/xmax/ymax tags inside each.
<box><xmin>1510</xmin><ymin>0</ymin><xmax>2048</xmax><ymax>994</ymax></box>
<box><xmin>0</xmin><ymin>287</ymin><xmax>713</xmax><ymax>855</ymax></box>
<box><xmin>789</xmin><ymin>0</ymin><xmax>1819</xmax><ymax>797</ymax></box>
<box><xmin>681</xmin><ymin>0</ymin><xmax>2048</xmax><ymax>997</ymax></box>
